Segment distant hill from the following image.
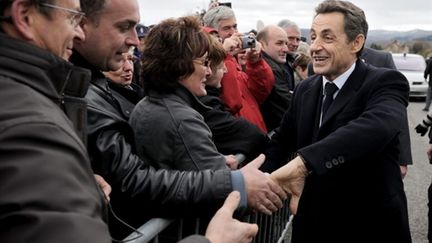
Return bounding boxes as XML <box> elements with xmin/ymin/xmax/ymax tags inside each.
<box><xmin>300</xmin><ymin>29</ymin><xmax>432</xmax><ymax>45</ymax></box>
<box><xmin>367</xmin><ymin>29</ymin><xmax>432</xmax><ymax>45</ymax></box>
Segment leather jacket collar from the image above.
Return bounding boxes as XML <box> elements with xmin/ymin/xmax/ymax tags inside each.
<box><xmin>70</xmin><ymin>50</ymin><xmax>106</xmax><ymax>81</ymax></box>
<box><xmin>0</xmin><ymin>33</ymin><xmax>91</xmax><ymax>101</ymax></box>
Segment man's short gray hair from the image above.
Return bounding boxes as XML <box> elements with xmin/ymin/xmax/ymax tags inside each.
<box><xmin>277</xmin><ymin>19</ymin><xmax>300</xmax><ymax>32</ymax></box>
<box><xmin>203</xmin><ymin>6</ymin><xmax>235</xmax><ymax>29</ymax></box>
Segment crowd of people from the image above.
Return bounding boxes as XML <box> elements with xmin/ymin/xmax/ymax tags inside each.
<box><xmin>1</xmin><ymin>0</ymin><xmax>424</xmax><ymax>242</ymax></box>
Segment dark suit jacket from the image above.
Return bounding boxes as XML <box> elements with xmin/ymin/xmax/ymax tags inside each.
<box><xmin>266</xmin><ymin>60</ymin><xmax>411</xmax><ymax>242</ymax></box>
<box><xmin>361</xmin><ymin>47</ymin><xmax>412</xmax><ymax>165</ymax></box>
<box><xmin>361</xmin><ymin>47</ymin><xmax>396</xmax><ymax>69</ymax></box>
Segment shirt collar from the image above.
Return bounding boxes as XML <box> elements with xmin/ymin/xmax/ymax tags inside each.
<box><xmin>322</xmin><ymin>62</ymin><xmax>356</xmax><ymax>95</ymax></box>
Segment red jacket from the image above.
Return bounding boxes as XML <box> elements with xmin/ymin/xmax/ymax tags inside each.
<box><xmin>220</xmin><ymin>54</ymin><xmax>275</xmax><ymax>133</ymax></box>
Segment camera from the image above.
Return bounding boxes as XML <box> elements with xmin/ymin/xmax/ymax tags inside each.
<box><xmin>241</xmin><ymin>36</ymin><xmax>256</xmax><ymax>49</ymax></box>
<box><xmin>218</xmin><ymin>2</ymin><xmax>232</xmax><ymax>8</ymax></box>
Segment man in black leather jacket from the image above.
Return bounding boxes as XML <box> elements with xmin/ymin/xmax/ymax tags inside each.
<box><xmin>72</xmin><ymin>0</ymin><xmax>286</xmax><ymax>239</ymax></box>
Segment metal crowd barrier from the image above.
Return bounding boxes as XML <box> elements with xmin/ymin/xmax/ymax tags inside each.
<box><xmin>122</xmin><ymin>152</ymin><xmax>294</xmax><ymax>243</ymax></box>
<box><xmin>123</xmin><ymin>218</ymin><xmax>175</xmax><ymax>243</ymax></box>
<box><xmin>122</xmin><ymin>200</ymin><xmax>292</xmax><ymax>243</ymax></box>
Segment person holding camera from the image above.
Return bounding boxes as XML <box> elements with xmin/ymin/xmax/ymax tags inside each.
<box><xmin>203</xmin><ymin>6</ymin><xmax>275</xmax><ymax>133</ymax></box>
<box><xmin>198</xmin><ymin>29</ymin><xmax>269</xmax><ymax>164</ymax></box>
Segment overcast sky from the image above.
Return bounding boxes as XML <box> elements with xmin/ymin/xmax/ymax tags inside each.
<box><xmin>138</xmin><ymin>0</ymin><xmax>432</xmax><ymax>32</ymax></box>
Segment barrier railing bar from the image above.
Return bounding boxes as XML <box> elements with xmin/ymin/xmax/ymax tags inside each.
<box><xmin>278</xmin><ymin>214</ymin><xmax>294</xmax><ymax>243</ymax></box>
<box><xmin>123</xmin><ymin>204</ymin><xmax>291</xmax><ymax>243</ymax></box>
<box><xmin>122</xmin><ymin>152</ymin><xmax>295</xmax><ymax>243</ymax></box>
<box><xmin>123</xmin><ymin>218</ymin><xmax>174</xmax><ymax>243</ymax></box>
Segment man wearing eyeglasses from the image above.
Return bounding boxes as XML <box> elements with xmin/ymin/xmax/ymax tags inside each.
<box><xmin>203</xmin><ymin>6</ymin><xmax>275</xmax><ymax>134</ymax></box>
<box><xmin>0</xmin><ymin>0</ymin><xmax>111</xmax><ymax>242</ymax></box>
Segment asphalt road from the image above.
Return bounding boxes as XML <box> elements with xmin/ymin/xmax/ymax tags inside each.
<box><xmin>405</xmin><ymin>100</ymin><xmax>432</xmax><ymax>243</ymax></box>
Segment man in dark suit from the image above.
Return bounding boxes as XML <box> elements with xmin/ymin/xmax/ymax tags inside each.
<box><xmin>266</xmin><ymin>0</ymin><xmax>412</xmax><ymax>242</ymax></box>
<box><xmin>304</xmin><ymin>46</ymin><xmax>412</xmax><ymax>178</ymax></box>
<box><xmin>361</xmin><ymin>47</ymin><xmax>396</xmax><ymax>69</ymax></box>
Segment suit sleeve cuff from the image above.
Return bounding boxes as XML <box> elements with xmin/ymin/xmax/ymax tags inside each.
<box><xmin>301</xmin><ymin>155</ymin><xmax>313</xmax><ymax>172</ymax></box>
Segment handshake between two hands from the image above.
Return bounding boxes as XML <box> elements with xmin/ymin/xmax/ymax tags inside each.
<box><xmin>269</xmin><ymin>156</ymin><xmax>309</xmax><ymax>215</ymax></box>
<box><xmin>242</xmin><ymin>155</ymin><xmax>308</xmax><ymax>215</ymax></box>
<box><xmin>95</xmin><ymin>154</ymin><xmax>309</xmax><ymax>216</ymax></box>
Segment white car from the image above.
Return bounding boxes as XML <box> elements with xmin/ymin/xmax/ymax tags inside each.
<box><xmin>392</xmin><ymin>53</ymin><xmax>427</xmax><ymax>98</ymax></box>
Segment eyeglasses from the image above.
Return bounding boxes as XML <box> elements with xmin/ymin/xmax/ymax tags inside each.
<box><xmin>129</xmin><ymin>55</ymin><xmax>139</xmax><ymax>64</ymax></box>
<box><xmin>193</xmin><ymin>58</ymin><xmax>210</xmax><ymax>68</ymax></box>
<box><xmin>124</xmin><ymin>55</ymin><xmax>138</xmax><ymax>65</ymax></box>
<box><xmin>39</xmin><ymin>3</ymin><xmax>85</xmax><ymax>28</ymax></box>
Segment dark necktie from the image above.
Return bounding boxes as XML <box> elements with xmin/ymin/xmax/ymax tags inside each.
<box><xmin>322</xmin><ymin>82</ymin><xmax>339</xmax><ymax>119</ymax></box>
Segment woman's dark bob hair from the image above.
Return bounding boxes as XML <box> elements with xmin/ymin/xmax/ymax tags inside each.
<box><xmin>141</xmin><ymin>16</ymin><xmax>210</xmax><ymax>93</ymax></box>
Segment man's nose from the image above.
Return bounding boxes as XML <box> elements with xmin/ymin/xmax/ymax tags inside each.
<box><xmin>126</xmin><ymin>28</ymin><xmax>140</xmax><ymax>48</ymax></box>
<box><xmin>74</xmin><ymin>25</ymin><xmax>86</xmax><ymax>42</ymax></box>
<box><xmin>206</xmin><ymin>66</ymin><xmax>212</xmax><ymax>76</ymax></box>
<box><xmin>124</xmin><ymin>59</ymin><xmax>134</xmax><ymax>72</ymax></box>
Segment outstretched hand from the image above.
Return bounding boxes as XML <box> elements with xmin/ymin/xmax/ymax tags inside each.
<box><xmin>240</xmin><ymin>154</ymin><xmax>287</xmax><ymax>215</ymax></box>
<box><xmin>205</xmin><ymin>191</ymin><xmax>258</xmax><ymax>243</ymax></box>
<box><xmin>270</xmin><ymin>156</ymin><xmax>308</xmax><ymax>215</ymax></box>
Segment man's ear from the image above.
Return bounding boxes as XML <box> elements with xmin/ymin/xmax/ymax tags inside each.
<box><xmin>9</xmin><ymin>0</ymin><xmax>39</xmax><ymax>40</ymax></box>
<box><xmin>258</xmin><ymin>40</ymin><xmax>267</xmax><ymax>50</ymax></box>
<box><xmin>351</xmin><ymin>33</ymin><xmax>365</xmax><ymax>54</ymax></box>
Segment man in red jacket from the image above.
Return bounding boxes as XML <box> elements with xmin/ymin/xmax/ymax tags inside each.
<box><xmin>203</xmin><ymin>6</ymin><xmax>274</xmax><ymax>133</ymax></box>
